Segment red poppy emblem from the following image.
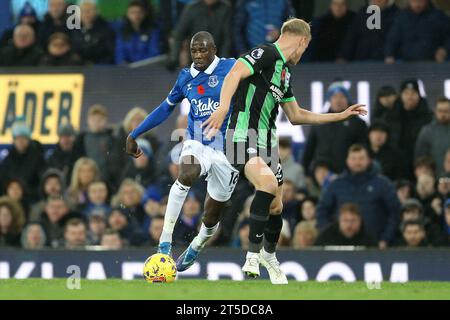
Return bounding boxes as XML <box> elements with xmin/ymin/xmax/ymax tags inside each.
<box><xmin>197</xmin><ymin>85</ymin><xmax>205</xmax><ymax>95</ymax></box>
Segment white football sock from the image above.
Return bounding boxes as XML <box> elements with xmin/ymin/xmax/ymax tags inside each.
<box><xmin>192</xmin><ymin>223</ymin><xmax>219</xmax><ymax>250</ymax></box>
<box><xmin>159</xmin><ymin>180</ymin><xmax>190</xmax><ymax>244</ymax></box>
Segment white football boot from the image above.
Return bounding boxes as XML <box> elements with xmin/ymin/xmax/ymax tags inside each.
<box><xmin>259</xmin><ymin>249</ymin><xmax>288</xmax><ymax>285</ymax></box>
<box><xmin>242</xmin><ymin>252</ymin><xmax>261</xmax><ymax>278</ymax></box>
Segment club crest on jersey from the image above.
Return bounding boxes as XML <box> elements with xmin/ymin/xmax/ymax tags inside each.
<box><xmin>208</xmin><ymin>75</ymin><xmax>219</xmax><ymax>88</ymax></box>
<box><xmin>251</xmin><ymin>48</ymin><xmax>264</xmax><ymax>60</ymax></box>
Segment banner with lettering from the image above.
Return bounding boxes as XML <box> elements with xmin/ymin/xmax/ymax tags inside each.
<box><xmin>0</xmin><ymin>74</ymin><xmax>84</xmax><ymax>144</ymax></box>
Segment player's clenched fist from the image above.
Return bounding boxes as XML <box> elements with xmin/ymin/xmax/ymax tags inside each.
<box><xmin>126</xmin><ymin>135</ymin><xmax>143</xmax><ymax>158</ymax></box>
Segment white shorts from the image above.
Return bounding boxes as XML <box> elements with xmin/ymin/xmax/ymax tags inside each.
<box><xmin>179</xmin><ymin>139</ymin><xmax>239</xmax><ymax>202</ymax></box>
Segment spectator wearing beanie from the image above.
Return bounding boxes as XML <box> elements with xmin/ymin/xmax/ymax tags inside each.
<box><xmin>0</xmin><ymin>121</ymin><xmax>45</xmax><ymax>200</ymax></box>
<box><xmin>302</xmin><ymin>82</ymin><xmax>368</xmax><ymax>174</ymax></box>
<box><xmin>383</xmin><ymin>79</ymin><xmax>432</xmax><ymax>178</ymax></box>
<box><xmin>0</xmin><ymin>1</ymin><xmax>41</xmax><ymax>49</ymax></box>
<box><xmin>371</xmin><ymin>85</ymin><xmax>397</xmax><ymax>122</ymax></box>
<box><xmin>367</xmin><ymin>120</ymin><xmax>405</xmax><ymax>180</ymax></box>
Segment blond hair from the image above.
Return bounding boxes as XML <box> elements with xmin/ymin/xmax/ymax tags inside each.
<box><xmin>293</xmin><ymin>221</ymin><xmax>318</xmax><ymax>249</ymax></box>
<box><xmin>69</xmin><ymin>157</ymin><xmax>100</xmax><ymax>200</ymax></box>
<box><xmin>281</xmin><ymin>18</ymin><xmax>311</xmax><ymax>39</ymax></box>
<box><xmin>111</xmin><ymin>178</ymin><xmax>144</xmax><ymax>207</ymax></box>
<box><xmin>123</xmin><ymin>107</ymin><xmax>148</xmax><ymax>133</ymax></box>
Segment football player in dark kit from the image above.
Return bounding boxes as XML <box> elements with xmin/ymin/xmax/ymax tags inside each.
<box><xmin>204</xmin><ymin>18</ymin><xmax>367</xmax><ymax>284</ymax></box>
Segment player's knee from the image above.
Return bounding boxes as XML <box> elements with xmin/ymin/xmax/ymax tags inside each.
<box><xmin>270</xmin><ymin>201</ymin><xmax>283</xmax><ymax>215</ymax></box>
<box><xmin>256</xmin><ymin>179</ymin><xmax>278</xmax><ymax>195</ymax></box>
<box><xmin>178</xmin><ymin>166</ymin><xmax>201</xmax><ymax>186</ymax></box>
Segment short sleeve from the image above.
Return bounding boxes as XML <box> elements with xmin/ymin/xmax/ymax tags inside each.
<box><xmin>238</xmin><ymin>46</ymin><xmax>276</xmax><ymax>75</ymax></box>
<box><xmin>281</xmin><ymin>86</ymin><xmax>296</xmax><ymax>103</ymax></box>
<box><xmin>166</xmin><ymin>72</ymin><xmax>186</xmax><ymax>106</ymax></box>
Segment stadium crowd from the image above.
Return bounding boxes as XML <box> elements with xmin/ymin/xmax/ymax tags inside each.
<box><xmin>0</xmin><ymin>0</ymin><xmax>449</xmax><ymax>251</ymax></box>
<box><xmin>0</xmin><ymin>79</ymin><xmax>449</xmax><ymax>250</ymax></box>
<box><xmin>1</xmin><ymin>0</ymin><xmax>450</xmax><ymax>67</ymax></box>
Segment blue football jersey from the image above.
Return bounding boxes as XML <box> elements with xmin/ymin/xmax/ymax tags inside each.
<box><xmin>166</xmin><ymin>56</ymin><xmax>235</xmax><ymax>151</ymax></box>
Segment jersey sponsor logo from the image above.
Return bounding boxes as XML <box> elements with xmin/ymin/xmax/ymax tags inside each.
<box><xmin>208</xmin><ymin>75</ymin><xmax>219</xmax><ymax>88</ymax></box>
<box><xmin>269</xmin><ymin>84</ymin><xmax>284</xmax><ymax>103</ymax></box>
<box><xmin>197</xmin><ymin>85</ymin><xmax>205</xmax><ymax>95</ymax></box>
<box><xmin>251</xmin><ymin>48</ymin><xmax>264</xmax><ymax>60</ymax></box>
<box><xmin>247</xmin><ymin>147</ymin><xmax>257</xmax><ymax>154</ymax></box>
<box><xmin>191</xmin><ymin>98</ymin><xmax>219</xmax><ymax>117</ymax></box>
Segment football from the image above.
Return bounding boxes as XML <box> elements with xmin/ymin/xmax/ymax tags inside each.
<box><xmin>143</xmin><ymin>253</ymin><xmax>177</xmax><ymax>283</ymax></box>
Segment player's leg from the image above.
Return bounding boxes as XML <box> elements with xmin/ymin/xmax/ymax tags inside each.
<box><xmin>158</xmin><ymin>154</ymin><xmax>202</xmax><ymax>255</ymax></box>
<box><xmin>177</xmin><ymin>151</ymin><xmax>238</xmax><ymax>271</ymax></box>
<box><xmin>241</xmin><ymin>157</ymin><xmax>278</xmax><ymax>277</ymax></box>
<box><xmin>176</xmin><ymin>195</ymin><xmax>226</xmax><ymax>271</ymax></box>
<box><xmin>259</xmin><ymin>183</ymin><xmax>288</xmax><ymax>284</ymax></box>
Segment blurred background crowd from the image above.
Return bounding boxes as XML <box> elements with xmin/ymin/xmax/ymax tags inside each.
<box><xmin>0</xmin><ymin>0</ymin><xmax>449</xmax><ymax>251</ymax></box>
<box><xmin>1</xmin><ymin>0</ymin><xmax>450</xmax><ymax>67</ymax></box>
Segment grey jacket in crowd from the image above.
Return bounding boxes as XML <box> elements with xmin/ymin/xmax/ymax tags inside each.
<box><xmin>170</xmin><ymin>0</ymin><xmax>232</xmax><ymax>64</ymax></box>
<box><xmin>282</xmin><ymin>155</ymin><xmax>306</xmax><ymax>190</ymax></box>
<box><xmin>415</xmin><ymin>120</ymin><xmax>450</xmax><ymax>175</ymax></box>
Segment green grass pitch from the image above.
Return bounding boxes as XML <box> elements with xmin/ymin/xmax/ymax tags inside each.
<box><xmin>0</xmin><ymin>279</ymin><xmax>450</xmax><ymax>300</ymax></box>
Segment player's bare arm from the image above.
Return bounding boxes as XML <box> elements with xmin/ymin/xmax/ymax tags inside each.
<box><xmin>281</xmin><ymin>100</ymin><xmax>367</xmax><ymax>125</ymax></box>
<box><xmin>202</xmin><ymin>60</ymin><xmax>251</xmax><ymax>139</ymax></box>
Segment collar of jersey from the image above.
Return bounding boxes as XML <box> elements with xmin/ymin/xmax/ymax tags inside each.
<box><xmin>190</xmin><ymin>56</ymin><xmax>220</xmax><ymax>78</ymax></box>
<box><xmin>274</xmin><ymin>42</ymin><xmax>287</xmax><ymax>64</ymax></box>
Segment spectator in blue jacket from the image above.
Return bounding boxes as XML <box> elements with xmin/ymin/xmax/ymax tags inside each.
<box><xmin>316</xmin><ymin>144</ymin><xmax>401</xmax><ymax>249</ymax></box>
<box><xmin>115</xmin><ymin>0</ymin><xmax>161</xmax><ymax>65</ymax></box>
<box><xmin>233</xmin><ymin>0</ymin><xmax>295</xmax><ymax>55</ymax></box>
<box><xmin>338</xmin><ymin>0</ymin><xmax>399</xmax><ymax>62</ymax></box>
<box><xmin>385</xmin><ymin>0</ymin><xmax>450</xmax><ymax>63</ymax></box>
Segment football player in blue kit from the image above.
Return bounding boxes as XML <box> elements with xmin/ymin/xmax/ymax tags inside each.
<box><xmin>126</xmin><ymin>31</ymin><xmax>239</xmax><ymax>271</ymax></box>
